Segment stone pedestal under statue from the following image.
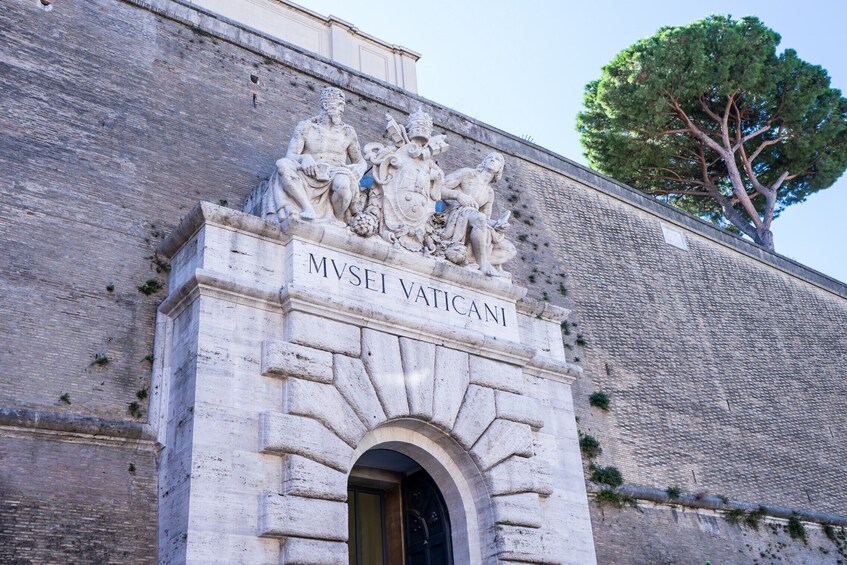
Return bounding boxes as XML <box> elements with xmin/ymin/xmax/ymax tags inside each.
<box><xmin>150</xmin><ymin>202</ymin><xmax>596</xmax><ymax>564</ymax></box>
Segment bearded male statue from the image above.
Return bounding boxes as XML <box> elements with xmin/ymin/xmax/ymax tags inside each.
<box><xmin>261</xmin><ymin>87</ymin><xmax>366</xmax><ymax>224</ymax></box>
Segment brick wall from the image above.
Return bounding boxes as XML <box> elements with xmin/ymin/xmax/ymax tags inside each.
<box><xmin>0</xmin><ymin>435</ymin><xmax>157</xmax><ymax>564</ymax></box>
<box><xmin>588</xmin><ymin>504</ymin><xmax>846</xmax><ymax>564</ymax></box>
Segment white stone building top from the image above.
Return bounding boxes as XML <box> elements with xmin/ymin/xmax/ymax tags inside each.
<box><xmin>188</xmin><ymin>0</ymin><xmax>421</xmax><ymax>91</ymax></box>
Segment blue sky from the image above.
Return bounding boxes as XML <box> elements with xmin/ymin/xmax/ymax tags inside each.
<box><xmin>302</xmin><ymin>0</ymin><xmax>847</xmax><ymax>282</ymax></box>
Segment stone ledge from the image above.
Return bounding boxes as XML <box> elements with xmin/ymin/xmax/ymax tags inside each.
<box><xmin>516</xmin><ymin>297</ymin><xmax>572</xmax><ymax>321</ymax></box>
<box><xmin>587</xmin><ymin>482</ymin><xmax>847</xmax><ymax>527</ymax></box>
<box><xmin>0</xmin><ymin>407</ymin><xmax>154</xmax><ymax>441</ymax></box>
<box><xmin>157</xmin><ymin>267</ymin><xmax>280</xmax><ymax>317</ymax></box>
<box><xmin>524</xmin><ymin>354</ymin><xmax>582</xmax><ymax>383</ymax></box>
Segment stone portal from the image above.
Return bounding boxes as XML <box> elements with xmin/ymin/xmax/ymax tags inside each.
<box><xmin>150</xmin><ymin>202</ymin><xmax>596</xmax><ymax>564</ymax></box>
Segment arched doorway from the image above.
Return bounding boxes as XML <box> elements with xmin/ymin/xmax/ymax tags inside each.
<box><xmin>348</xmin><ymin>449</ymin><xmax>453</xmax><ymax>565</ymax></box>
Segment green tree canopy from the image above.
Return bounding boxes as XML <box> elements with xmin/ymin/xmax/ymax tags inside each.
<box><xmin>577</xmin><ymin>15</ymin><xmax>847</xmax><ymax>251</ymax></box>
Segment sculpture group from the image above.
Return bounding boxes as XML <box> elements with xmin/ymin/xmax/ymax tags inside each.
<box><xmin>259</xmin><ymin>87</ymin><xmax>516</xmax><ymax>277</ymax></box>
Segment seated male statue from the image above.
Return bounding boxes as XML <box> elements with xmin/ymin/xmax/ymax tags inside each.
<box><xmin>439</xmin><ymin>152</ymin><xmax>517</xmax><ymax>276</ymax></box>
<box><xmin>262</xmin><ymin>87</ymin><xmax>366</xmax><ymax>224</ymax></box>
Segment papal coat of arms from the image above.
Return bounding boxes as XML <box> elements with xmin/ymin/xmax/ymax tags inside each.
<box><xmin>353</xmin><ymin>110</ymin><xmax>448</xmax><ymax>253</ymax></box>
<box><xmin>254</xmin><ymin>89</ymin><xmax>516</xmax><ymax>276</ymax></box>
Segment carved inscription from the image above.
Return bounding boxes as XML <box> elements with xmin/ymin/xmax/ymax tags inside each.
<box><xmin>307</xmin><ymin>252</ymin><xmax>508</xmax><ymax>327</ymax></box>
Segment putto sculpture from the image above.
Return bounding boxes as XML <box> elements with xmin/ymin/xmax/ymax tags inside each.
<box><xmin>254</xmin><ymin>88</ymin><xmax>516</xmax><ymax>277</ymax></box>
<box><xmin>259</xmin><ymin>87</ymin><xmax>366</xmax><ymax>224</ymax></box>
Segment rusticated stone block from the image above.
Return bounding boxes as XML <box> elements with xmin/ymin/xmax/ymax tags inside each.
<box><xmin>472</xmin><ymin>419</ymin><xmax>534</xmax><ymax>471</ymax></box>
<box><xmin>451</xmin><ymin>384</ymin><xmax>496</xmax><ymax>450</ymax></box>
<box><xmin>284</xmin><ymin>311</ymin><xmax>360</xmax><ymax>357</ymax></box>
<box><xmin>281</xmin><ymin>537</ymin><xmax>348</xmax><ymax>564</ymax></box>
<box><xmin>487</xmin><ymin>455</ymin><xmax>553</xmax><ymax>497</ymax></box>
<box><xmin>282</xmin><ymin>455</ymin><xmax>348</xmax><ymax>502</ymax></box>
<box><xmin>491</xmin><ymin>493</ymin><xmax>542</xmax><ymax>528</ymax></box>
<box><xmin>495</xmin><ymin>390</ymin><xmax>545</xmax><ymax>430</ymax></box>
<box><xmin>259</xmin><ymin>494</ymin><xmax>346</xmax><ymax>541</ymax></box>
<box><xmin>495</xmin><ymin>524</ymin><xmax>559</xmax><ymax>564</ymax></box>
<box><xmin>431</xmin><ymin>347</ymin><xmax>470</xmax><ymax>430</ymax></box>
<box><xmin>262</xmin><ymin>341</ymin><xmax>333</xmax><ymax>384</ymax></box>
<box><xmin>399</xmin><ymin>337</ymin><xmax>435</xmax><ymax>420</ymax></box>
<box><xmin>469</xmin><ymin>355</ymin><xmax>525</xmax><ymax>394</ymax></box>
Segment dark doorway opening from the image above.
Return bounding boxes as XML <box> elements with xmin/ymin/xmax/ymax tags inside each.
<box><xmin>348</xmin><ymin>449</ymin><xmax>454</xmax><ymax>565</ymax></box>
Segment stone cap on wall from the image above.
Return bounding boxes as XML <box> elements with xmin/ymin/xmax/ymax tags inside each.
<box><xmin>185</xmin><ymin>0</ymin><xmax>420</xmax><ymax>92</ymax></box>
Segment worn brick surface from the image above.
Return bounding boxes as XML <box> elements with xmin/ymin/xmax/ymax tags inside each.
<box><xmin>533</xmin><ymin>167</ymin><xmax>847</xmax><ymax>515</ymax></box>
<box><xmin>1</xmin><ymin>0</ymin><xmax>846</xmax><ymax>562</ymax></box>
<box><xmin>589</xmin><ymin>502</ymin><xmax>846</xmax><ymax>564</ymax></box>
<box><xmin>0</xmin><ymin>435</ymin><xmax>157</xmax><ymax>564</ymax></box>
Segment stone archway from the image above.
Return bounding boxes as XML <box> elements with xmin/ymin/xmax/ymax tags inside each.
<box><xmin>349</xmin><ymin>420</ymin><xmax>493</xmax><ymax>564</ymax></box>
<box><xmin>154</xmin><ymin>207</ymin><xmax>595</xmax><ymax>564</ymax></box>
<box><xmin>258</xmin><ymin>329</ymin><xmax>557</xmax><ymax>564</ymax></box>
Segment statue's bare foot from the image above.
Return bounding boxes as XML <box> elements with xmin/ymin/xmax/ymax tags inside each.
<box><xmin>479</xmin><ymin>262</ymin><xmax>498</xmax><ymax>277</ymax></box>
<box><xmin>299</xmin><ymin>206</ymin><xmax>317</xmax><ymax>220</ymax></box>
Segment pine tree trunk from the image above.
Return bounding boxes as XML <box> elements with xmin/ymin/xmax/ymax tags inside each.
<box><xmin>754</xmin><ymin>227</ymin><xmax>775</xmax><ymax>251</ymax></box>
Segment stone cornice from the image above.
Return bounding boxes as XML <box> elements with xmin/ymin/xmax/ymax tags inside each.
<box><xmin>587</xmin><ymin>481</ymin><xmax>847</xmax><ymax>528</ymax></box>
<box><xmin>0</xmin><ymin>407</ymin><xmax>155</xmax><ymax>444</ymax></box>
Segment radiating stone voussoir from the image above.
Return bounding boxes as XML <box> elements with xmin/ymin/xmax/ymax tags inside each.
<box><xmin>259</xmin><ymin>412</ymin><xmax>352</xmax><ymax>473</ymax></box>
<box><xmin>332</xmin><ymin>353</ymin><xmax>386</xmax><ymax>429</ymax></box>
<box><xmin>471</xmin><ymin>418</ymin><xmax>533</xmax><ymax>471</ymax></box>
<box><xmin>282</xmin><ymin>377</ymin><xmax>367</xmax><ymax>447</ymax></box>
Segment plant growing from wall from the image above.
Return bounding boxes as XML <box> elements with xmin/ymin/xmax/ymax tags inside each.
<box><xmin>579</xmin><ymin>433</ymin><xmax>603</xmax><ymax>459</ymax></box>
<box><xmin>147</xmin><ymin>253</ymin><xmax>171</xmax><ymax>274</ymax></box>
<box><xmin>666</xmin><ymin>486</ymin><xmax>681</xmax><ymax>499</ymax></box>
<box><xmin>589</xmin><ymin>391</ymin><xmax>610</xmax><ymax>410</ymax></box>
<box><xmin>589</xmin><ymin>464</ymin><xmax>624</xmax><ymax>489</ymax></box>
<box><xmin>594</xmin><ymin>489</ymin><xmax>639</xmax><ymax>509</ymax></box>
<box><xmin>92</xmin><ymin>353</ymin><xmax>110</xmax><ymax>367</ymax></box>
<box><xmin>786</xmin><ymin>514</ymin><xmax>807</xmax><ymax>543</ymax></box>
<box><xmin>137</xmin><ymin>278</ymin><xmax>163</xmax><ymax>295</ymax></box>
<box><xmin>724</xmin><ymin>507</ymin><xmax>745</xmax><ymax>525</ymax></box>
<box><xmin>59</xmin><ymin>393</ymin><xmax>71</xmax><ymax>405</ymax></box>
<box><xmin>744</xmin><ymin>506</ymin><xmax>768</xmax><ymax>530</ymax></box>
<box><xmin>128</xmin><ymin>401</ymin><xmax>143</xmax><ymax>419</ymax></box>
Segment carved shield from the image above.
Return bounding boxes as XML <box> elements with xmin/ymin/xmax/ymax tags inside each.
<box><xmin>382</xmin><ymin>152</ymin><xmax>436</xmax><ymax>230</ymax></box>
